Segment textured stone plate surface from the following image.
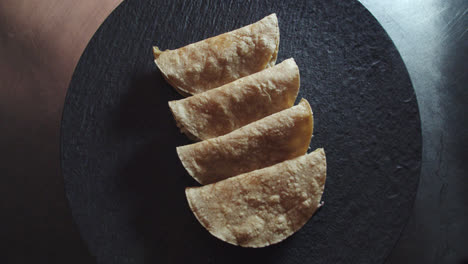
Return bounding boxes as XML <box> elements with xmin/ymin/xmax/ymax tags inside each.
<box><xmin>61</xmin><ymin>0</ymin><xmax>422</xmax><ymax>263</ymax></box>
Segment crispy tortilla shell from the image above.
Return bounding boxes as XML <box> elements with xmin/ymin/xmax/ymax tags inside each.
<box><xmin>186</xmin><ymin>148</ymin><xmax>327</xmax><ymax>247</ymax></box>
<box><xmin>154</xmin><ymin>14</ymin><xmax>279</xmax><ymax>96</ymax></box>
<box><xmin>177</xmin><ymin>99</ymin><xmax>313</xmax><ymax>184</ymax></box>
<box><xmin>169</xmin><ymin>58</ymin><xmax>300</xmax><ymax>140</ymax></box>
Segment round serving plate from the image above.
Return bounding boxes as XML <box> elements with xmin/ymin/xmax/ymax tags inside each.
<box><xmin>61</xmin><ymin>0</ymin><xmax>422</xmax><ymax>263</ymax></box>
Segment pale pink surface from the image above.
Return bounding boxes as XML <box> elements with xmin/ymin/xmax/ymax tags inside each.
<box><xmin>0</xmin><ymin>0</ymin><xmax>122</xmax><ymax>262</ymax></box>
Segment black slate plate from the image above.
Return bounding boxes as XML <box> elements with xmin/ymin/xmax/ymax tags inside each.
<box><xmin>61</xmin><ymin>0</ymin><xmax>422</xmax><ymax>263</ymax></box>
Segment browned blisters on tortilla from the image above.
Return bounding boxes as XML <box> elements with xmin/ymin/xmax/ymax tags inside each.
<box><xmin>185</xmin><ymin>149</ymin><xmax>327</xmax><ymax>247</ymax></box>
<box><xmin>176</xmin><ymin>99</ymin><xmax>313</xmax><ymax>185</ymax></box>
<box><xmin>153</xmin><ymin>14</ymin><xmax>279</xmax><ymax>96</ymax></box>
<box><xmin>169</xmin><ymin>58</ymin><xmax>300</xmax><ymax>140</ymax></box>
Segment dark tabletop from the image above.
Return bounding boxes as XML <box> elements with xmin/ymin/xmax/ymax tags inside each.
<box><xmin>0</xmin><ymin>0</ymin><xmax>466</xmax><ymax>263</ymax></box>
<box><xmin>360</xmin><ymin>1</ymin><xmax>468</xmax><ymax>263</ymax></box>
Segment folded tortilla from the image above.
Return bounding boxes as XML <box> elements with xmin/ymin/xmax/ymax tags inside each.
<box><xmin>153</xmin><ymin>13</ymin><xmax>279</xmax><ymax>96</ymax></box>
<box><xmin>169</xmin><ymin>58</ymin><xmax>300</xmax><ymax>140</ymax></box>
<box><xmin>177</xmin><ymin>99</ymin><xmax>313</xmax><ymax>184</ymax></box>
<box><xmin>186</xmin><ymin>148</ymin><xmax>326</xmax><ymax>247</ymax></box>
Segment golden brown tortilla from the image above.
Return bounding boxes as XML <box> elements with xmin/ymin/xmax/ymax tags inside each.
<box><xmin>169</xmin><ymin>58</ymin><xmax>300</xmax><ymax>140</ymax></box>
<box><xmin>185</xmin><ymin>148</ymin><xmax>327</xmax><ymax>247</ymax></box>
<box><xmin>153</xmin><ymin>14</ymin><xmax>279</xmax><ymax>96</ymax></box>
<box><xmin>177</xmin><ymin>99</ymin><xmax>313</xmax><ymax>184</ymax></box>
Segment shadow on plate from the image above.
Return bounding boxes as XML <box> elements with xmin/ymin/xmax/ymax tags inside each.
<box><xmin>116</xmin><ymin>72</ymin><xmax>294</xmax><ymax>263</ymax></box>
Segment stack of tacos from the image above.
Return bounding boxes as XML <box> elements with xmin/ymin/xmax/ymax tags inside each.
<box><xmin>153</xmin><ymin>14</ymin><xmax>327</xmax><ymax>247</ymax></box>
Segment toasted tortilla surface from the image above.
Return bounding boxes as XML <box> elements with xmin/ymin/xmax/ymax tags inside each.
<box><xmin>186</xmin><ymin>148</ymin><xmax>327</xmax><ymax>247</ymax></box>
<box><xmin>169</xmin><ymin>58</ymin><xmax>300</xmax><ymax>140</ymax></box>
<box><xmin>177</xmin><ymin>99</ymin><xmax>313</xmax><ymax>185</ymax></box>
<box><xmin>154</xmin><ymin>14</ymin><xmax>279</xmax><ymax>96</ymax></box>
